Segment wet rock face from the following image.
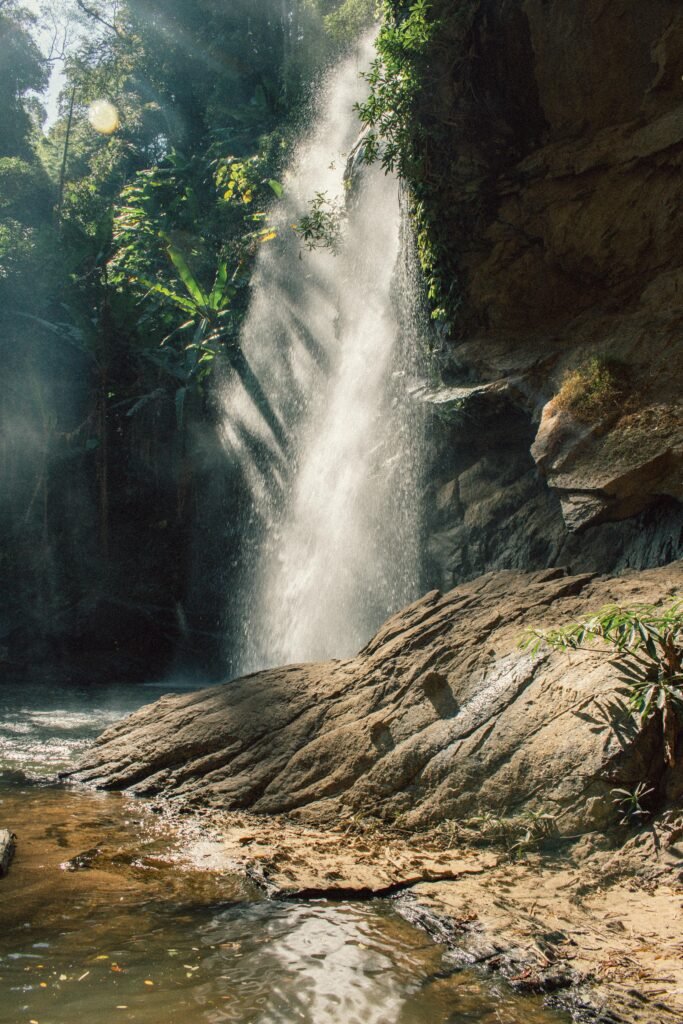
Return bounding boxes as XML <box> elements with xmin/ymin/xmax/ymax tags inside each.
<box><xmin>72</xmin><ymin>562</ymin><xmax>682</xmax><ymax>834</ymax></box>
<box><xmin>423</xmin><ymin>395</ymin><xmax>682</xmax><ymax>592</ymax></box>
<box><xmin>421</xmin><ymin>0</ymin><xmax>683</xmax><ymax>571</ymax></box>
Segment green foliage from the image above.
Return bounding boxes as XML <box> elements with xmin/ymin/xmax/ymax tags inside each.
<box><xmin>553</xmin><ymin>358</ymin><xmax>623</xmax><ymax>423</ymax></box>
<box><xmin>0</xmin><ymin>219</ymin><xmax>39</xmax><ymax>281</ymax></box>
<box><xmin>109</xmin><ymin>144</ymin><xmax>283</xmax><ymax>408</ymax></box>
<box><xmin>0</xmin><ymin>157</ymin><xmax>53</xmax><ymax>222</ymax></box>
<box><xmin>139</xmin><ymin>240</ymin><xmax>235</xmax><ymax>423</ymax></box>
<box><xmin>611</xmin><ymin>782</ymin><xmax>654</xmax><ymax>827</ymax></box>
<box><xmin>0</xmin><ymin>161</ymin><xmax>58</xmax><ymax>308</ymax></box>
<box><xmin>119</xmin><ymin>244</ymin><xmax>225</xmax><ymax>425</ymax></box>
<box><xmin>0</xmin><ymin>209</ymin><xmax>40</xmax><ymax>264</ymax></box>
<box><xmin>0</xmin><ymin>1</ymin><xmax>48</xmax><ymax>157</ymax></box>
<box><xmin>356</xmin><ymin>0</ymin><xmax>436</xmax><ymax>174</ymax></box>
<box><xmin>111</xmin><ymin>150</ymin><xmax>282</xmax><ymax>279</ymax></box>
<box><xmin>521</xmin><ymin>601</ymin><xmax>683</xmax><ymax>769</ymax></box>
<box><xmin>296</xmin><ymin>190</ymin><xmax>345</xmax><ymax>252</ymax></box>
<box><xmin>355</xmin><ymin>0</ymin><xmax>478</xmax><ymax>326</ymax></box>
<box><xmin>0</xmin><ymin>7</ymin><xmax>57</xmax><ymax>305</ymax></box>
<box><xmin>324</xmin><ymin>0</ymin><xmax>378</xmax><ymax>42</ymax></box>
<box><xmin>116</xmin><ymin>0</ymin><xmax>341</xmax><ymax>152</ymax></box>
<box><xmin>215</xmin><ymin>152</ymin><xmax>285</xmax><ymax>246</ymax></box>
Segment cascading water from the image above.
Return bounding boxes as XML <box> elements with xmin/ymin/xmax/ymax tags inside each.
<box><xmin>219</xmin><ymin>36</ymin><xmax>426</xmax><ymax>673</ymax></box>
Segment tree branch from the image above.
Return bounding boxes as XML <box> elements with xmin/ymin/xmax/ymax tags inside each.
<box><xmin>74</xmin><ymin>0</ymin><xmax>124</xmax><ymax>39</ymax></box>
<box><xmin>45</xmin><ymin>19</ymin><xmax>69</xmax><ymax>63</ymax></box>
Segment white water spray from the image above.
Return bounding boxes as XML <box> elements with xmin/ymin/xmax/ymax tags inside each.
<box><xmin>219</xmin><ymin>37</ymin><xmax>425</xmax><ymax>672</ymax></box>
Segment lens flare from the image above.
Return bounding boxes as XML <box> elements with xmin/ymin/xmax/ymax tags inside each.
<box><xmin>88</xmin><ymin>99</ymin><xmax>120</xmax><ymax>135</ymax></box>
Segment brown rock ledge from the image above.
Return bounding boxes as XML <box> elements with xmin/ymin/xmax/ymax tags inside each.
<box><xmin>69</xmin><ymin>564</ymin><xmax>683</xmax><ymax>835</ymax></box>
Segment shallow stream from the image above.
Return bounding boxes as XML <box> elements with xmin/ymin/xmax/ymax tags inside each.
<box><xmin>0</xmin><ymin>681</ymin><xmax>569</xmax><ymax>1024</ymax></box>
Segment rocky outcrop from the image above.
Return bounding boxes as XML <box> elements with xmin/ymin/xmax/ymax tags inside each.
<box><xmin>422</xmin><ymin>387</ymin><xmax>682</xmax><ymax>592</ymax></box>
<box><xmin>531</xmin><ymin>400</ymin><xmax>683</xmax><ymax>532</ymax></box>
<box><xmin>71</xmin><ymin>563</ymin><xmax>682</xmax><ymax>834</ymax></box>
<box><xmin>416</xmin><ymin>0</ymin><xmax>683</xmax><ymax>585</ymax></box>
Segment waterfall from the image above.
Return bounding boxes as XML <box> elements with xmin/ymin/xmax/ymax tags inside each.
<box><xmin>218</xmin><ymin>36</ymin><xmax>426</xmax><ymax>673</ymax></box>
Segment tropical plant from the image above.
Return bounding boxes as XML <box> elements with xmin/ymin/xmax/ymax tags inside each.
<box><xmin>611</xmin><ymin>782</ymin><xmax>655</xmax><ymax>826</ymax></box>
<box><xmin>139</xmin><ymin>240</ymin><xmax>235</xmax><ymax>428</ymax></box>
<box><xmin>109</xmin><ymin>146</ymin><xmax>285</xmax><ymax>433</ymax></box>
<box><xmin>521</xmin><ymin>601</ymin><xmax>683</xmax><ymax>767</ymax></box>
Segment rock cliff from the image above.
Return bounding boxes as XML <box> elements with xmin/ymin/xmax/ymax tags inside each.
<box><xmin>415</xmin><ymin>0</ymin><xmax>683</xmax><ymax>588</ymax></box>
<box><xmin>71</xmin><ymin>562</ymin><xmax>682</xmax><ymax>835</ymax></box>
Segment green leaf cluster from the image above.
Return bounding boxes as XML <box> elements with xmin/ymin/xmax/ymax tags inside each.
<box><xmin>611</xmin><ymin>782</ymin><xmax>654</xmax><ymax>827</ymax></box>
<box><xmin>295</xmin><ymin>190</ymin><xmax>345</xmax><ymax>253</ymax></box>
<box><xmin>356</xmin><ymin>0</ymin><xmax>436</xmax><ymax>174</ymax></box>
<box><xmin>355</xmin><ymin>1</ymin><xmax>480</xmax><ymax>327</ymax></box>
<box><xmin>521</xmin><ymin>600</ymin><xmax>683</xmax><ymax>768</ymax></box>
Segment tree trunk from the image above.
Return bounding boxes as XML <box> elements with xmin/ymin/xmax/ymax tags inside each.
<box><xmin>56</xmin><ymin>87</ymin><xmax>76</xmax><ymax>230</ymax></box>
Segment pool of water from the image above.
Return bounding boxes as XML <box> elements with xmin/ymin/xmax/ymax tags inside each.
<box><xmin>0</xmin><ymin>680</ymin><xmax>570</xmax><ymax>1024</ymax></box>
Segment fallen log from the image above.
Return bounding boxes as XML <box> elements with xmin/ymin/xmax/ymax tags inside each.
<box><xmin>0</xmin><ymin>830</ymin><xmax>16</xmax><ymax>877</ymax></box>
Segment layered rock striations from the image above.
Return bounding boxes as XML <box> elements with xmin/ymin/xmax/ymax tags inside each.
<box><xmin>71</xmin><ymin>563</ymin><xmax>682</xmax><ymax>835</ymax></box>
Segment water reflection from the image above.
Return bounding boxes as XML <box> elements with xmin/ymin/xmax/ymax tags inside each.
<box><xmin>1</xmin><ymin>879</ymin><xmax>568</xmax><ymax>1024</ymax></box>
<box><xmin>0</xmin><ymin>681</ymin><xmax>569</xmax><ymax>1024</ymax></box>
<box><xmin>0</xmin><ymin>678</ymin><xmax>195</xmax><ymax>781</ymax></box>
<box><xmin>197</xmin><ymin>900</ymin><xmax>561</xmax><ymax>1024</ymax></box>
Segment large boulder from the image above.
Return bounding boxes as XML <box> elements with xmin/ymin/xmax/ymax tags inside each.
<box><xmin>71</xmin><ymin>564</ymin><xmax>682</xmax><ymax>834</ymax></box>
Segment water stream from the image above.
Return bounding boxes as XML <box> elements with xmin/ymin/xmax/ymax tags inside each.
<box><xmin>0</xmin><ymin>681</ymin><xmax>569</xmax><ymax>1024</ymax></box>
<box><xmin>220</xmin><ymin>37</ymin><xmax>425</xmax><ymax>673</ymax></box>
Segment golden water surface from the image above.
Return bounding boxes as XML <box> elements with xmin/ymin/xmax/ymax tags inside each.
<box><xmin>0</xmin><ymin>681</ymin><xmax>570</xmax><ymax>1024</ymax></box>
